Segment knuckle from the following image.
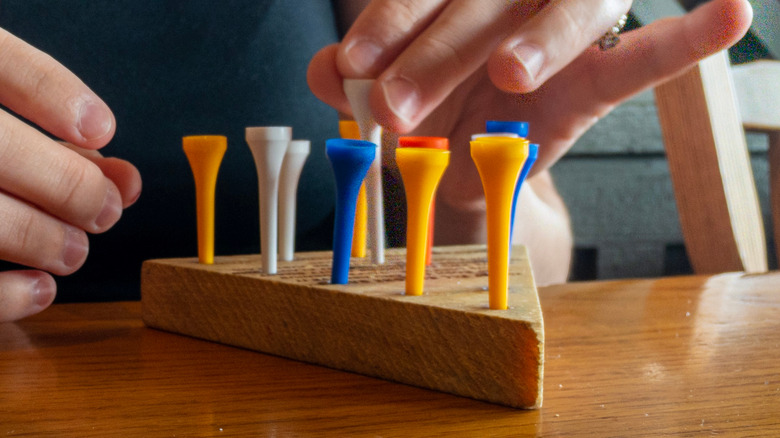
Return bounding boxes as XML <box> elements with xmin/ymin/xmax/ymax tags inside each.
<box><xmin>422</xmin><ymin>33</ymin><xmax>469</xmax><ymax>70</ymax></box>
<box><xmin>554</xmin><ymin>3</ymin><xmax>587</xmax><ymax>40</ymax></box>
<box><xmin>50</xmin><ymin>156</ymin><xmax>104</xmax><ymax>222</ymax></box>
<box><xmin>0</xmin><ymin>205</ymin><xmax>56</xmax><ymax>270</ymax></box>
<box><xmin>2</xmin><ymin>203</ymin><xmax>83</xmax><ymax>275</ymax></box>
<box><xmin>368</xmin><ymin>0</ymin><xmax>433</xmax><ymax>41</ymax></box>
<box><xmin>382</xmin><ymin>0</ymin><xmax>423</xmax><ymax>31</ymax></box>
<box><xmin>0</xmin><ymin>112</ymin><xmax>24</xmax><ymax>165</ymax></box>
<box><xmin>0</xmin><ymin>30</ymin><xmax>81</xmax><ymax>125</ymax></box>
<box><xmin>18</xmin><ymin>50</ymin><xmax>63</xmax><ymax>107</ymax></box>
<box><xmin>14</xmin><ymin>208</ymin><xmax>41</xmax><ymax>255</ymax></box>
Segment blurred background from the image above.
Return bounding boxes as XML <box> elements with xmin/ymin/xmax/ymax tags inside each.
<box><xmin>554</xmin><ymin>0</ymin><xmax>779</xmax><ymax>280</ymax></box>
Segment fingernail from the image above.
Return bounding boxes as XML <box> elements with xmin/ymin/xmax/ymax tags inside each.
<box><xmin>381</xmin><ymin>76</ymin><xmax>421</xmax><ymax>125</ymax></box>
<box><xmin>344</xmin><ymin>39</ymin><xmax>383</xmax><ymax>75</ymax></box>
<box><xmin>511</xmin><ymin>44</ymin><xmax>544</xmax><ymax>82</ymax></box>
<box><xmin>77</xmin><ymin>99</ymin><xmax>113</xmax><ymax>141</ymax></box>
<box><xmin>62</xmin><ymin>226</ymin><xmax>89</xmax><ymax>271</ymax></box>
<box><xmin>94</xmin><ymin>184</ymin><xmax>122</xmax><ymax>230</ymax></box>
<box><xmin>31</xmin><ymin>275</ymin><xmax>56</xmax><ymax>309</ymax></box>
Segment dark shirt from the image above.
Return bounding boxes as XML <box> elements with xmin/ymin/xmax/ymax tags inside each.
<box><xmin>0</xmin><ymin>0</ymin><xmax>341</xmax><ymax>301</ymax></box>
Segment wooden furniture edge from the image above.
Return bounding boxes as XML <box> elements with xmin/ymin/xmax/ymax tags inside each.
<box><xmin>140</xmin><ymin>245</ymin><xmax>544</xmax><ymax>409</ymax></box>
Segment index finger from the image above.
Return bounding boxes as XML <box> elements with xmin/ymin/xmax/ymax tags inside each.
<box><xmin>0</xmin><ymin>28</ymin><xmax>115</xmax><ymax>149</ymax></box>
<box><xmin>338</xmin><ymin>0</ymin><xmax>547</xmax><ymax>132</ymax></box>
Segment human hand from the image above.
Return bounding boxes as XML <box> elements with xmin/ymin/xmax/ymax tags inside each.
<box><xmin>0</xmin><ymin>28</ymin><xmax>141</xmax><ymax>322</ymax></box>
<box><xmin>308</xmin><ymin>0</ymin><xmax>752</xmax><ymax>285</ymax></box>
<box><xmin>309</xmin><ymin>0</ymin><xmax>752</xmax><ymax>208</ymax></box>
<box><xmin>310</xmin><ymin>0</ymin><xmax>633</xmax><ymax>130</ymax></box>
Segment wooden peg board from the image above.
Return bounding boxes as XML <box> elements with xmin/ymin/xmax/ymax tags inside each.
<box><xmin>141</xmin><ymin>244</ymin><xmax>544</xmax><ymax>408</ymax></box>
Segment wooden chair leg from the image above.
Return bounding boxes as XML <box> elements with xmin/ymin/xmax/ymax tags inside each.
<box><xmin>769</xmin><ymin>132</ymin><xmax>780</xmax><ymax>262</ymax></box>
<box><xmin>654</xmin><ymin>51</ymin><xmax>767</xmax><ymax>274</ymax></box>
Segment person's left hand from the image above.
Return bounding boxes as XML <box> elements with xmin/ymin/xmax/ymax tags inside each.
<box><xmin>0</xmin><ymin>28</ymin><xmax>142</xmax><ymax>322</ymax></box>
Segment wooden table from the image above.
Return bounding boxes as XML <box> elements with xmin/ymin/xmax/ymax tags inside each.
<box><xmin>2</xmin><ymin>272</ymin><xmax>779</xmax><ymax>436</ymax></box>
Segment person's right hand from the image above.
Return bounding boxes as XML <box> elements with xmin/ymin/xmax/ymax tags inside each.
<box><xmin>0</xmin><ymin>28</ymin><xmax>141</xmax><ymax>323</ymax></box>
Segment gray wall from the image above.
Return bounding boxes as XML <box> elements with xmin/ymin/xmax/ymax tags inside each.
<box><xmin>549</xmin><ymin>90</ymin><xmax>773</xmax><ymax>280</ymax></box>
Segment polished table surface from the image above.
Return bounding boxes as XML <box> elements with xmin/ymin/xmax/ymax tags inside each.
<box><xmin>2</xmin><ymin>272</ymin><xmax>779</xmax><ymax>436</ymax></box>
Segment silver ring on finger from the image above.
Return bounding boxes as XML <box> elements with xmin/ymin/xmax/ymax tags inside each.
<box><xmin>594</xmin><ymin>14</ymin><xmax>628</xmax><ymax>51</ymax></box>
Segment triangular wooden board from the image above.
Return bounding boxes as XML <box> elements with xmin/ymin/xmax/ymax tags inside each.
<box><xmin>141</xmin><ymin>244</ymin><xmax>544</xmax><ymax>408</ymax></box>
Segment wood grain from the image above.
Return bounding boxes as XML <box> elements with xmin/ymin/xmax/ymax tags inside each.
<box><xmin>140</xmin><ymin>244</ymin><xmax>544</xmax><ymax>409</ymax></box>
<box><xmin>770</xmin><ymin>132</ymin><xmax>780</xmax><ymax>259</ymax></box>
<box><xmin>654</xmin><ymin>50</ymin><xmax>767</xmax><ymax>274</ymax></box>
<box><xmin>3</xmin><ymin>273</ymin><xmax>780</xmax><ymax>436</ymax></box>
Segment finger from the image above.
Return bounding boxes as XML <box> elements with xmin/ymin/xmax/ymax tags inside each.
<box><xmin>0</xmin><ymin>191</ymin><xmax>89</xmax><ymax>276</ymax></box>
<box><xmin>591</xmin><ymin>0</ymin><xmax>753</xmax><ymax>104</ymax></box>
<box><xmin>96</xmin><ymin>158</ymin><xmax>142</xmax><ymax>208</ymax></box>
<box><xmin>336</xmin><ymin>0</ymin><xmax>448</xmax><ymax>78</ymax></box>
<box><xmin>0</xmin><ymin>28</ymin><xmax>115</xmax><ymax>149</ymax></box>
<box><xmin>487</xmin><ymin>0</ymin><xmax>631</xmax><ymax>93</ymax></box>
<box><xmin>0</xmin><ymin>270</ymin><xmax>56</xmax><ymax>323</ymax></box>
<box><xmin>365</xmin><ymin>0</ymin><xmax>547</xmax><ymax>132</ymax></box>
<box><xmin>0</xmin><ymin>110</ymin><xmax>122</xmax><ymax>233</ymax></box>
<box><xmin>307</xmin><ymin>44</ymin><xmax>353</xmax><ymax>115</ymax></box>
<box><xmin>59</xmin><ymin>142</ymin><xmax>143</xmax><ymax>208</ymax></box>
<box><xmin>488</xmin><ymin>0</ymin><xmax>752</xmax><ymax>174</ymax></box>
